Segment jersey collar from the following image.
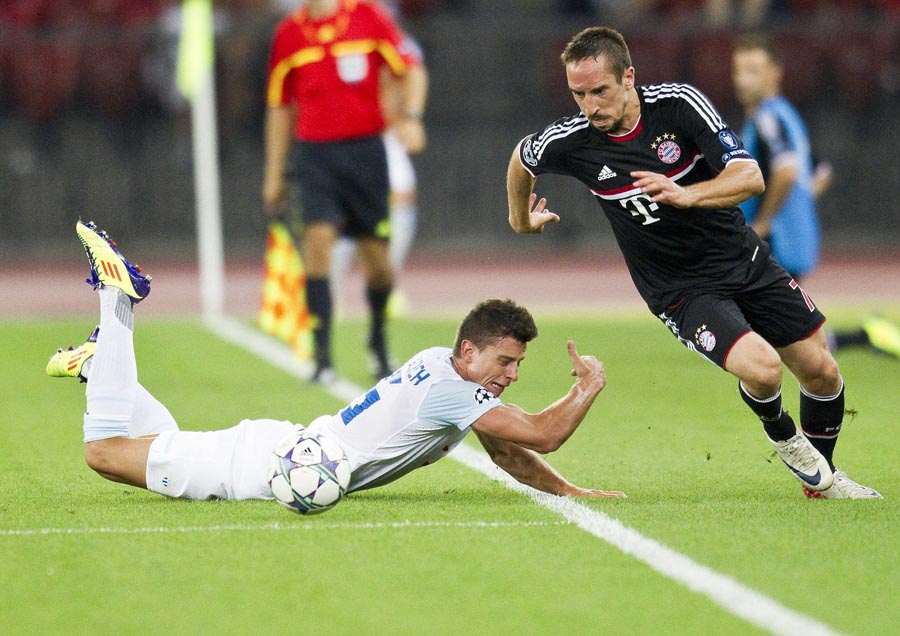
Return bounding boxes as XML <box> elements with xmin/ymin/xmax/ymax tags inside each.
<box><xmin>606</xmin><ymin>114</ymin><xmax>643</xmax><ymax>143</ymax></box>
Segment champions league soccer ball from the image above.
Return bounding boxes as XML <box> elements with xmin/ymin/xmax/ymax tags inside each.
<box><xmin>268</xmin><ymin>429</ymin><xmax>351</xmax><ymax>515</ymax></box>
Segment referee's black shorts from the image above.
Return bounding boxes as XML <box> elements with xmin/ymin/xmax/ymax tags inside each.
<box><xmin>656</xmin><ymin>258</ymin><xmax>827</xmax><ymax>368</ymax></box>
<box><xmin>289</xmin><ymin>134</ymin><xmax>390</xmax><ymax>239</ymax></box>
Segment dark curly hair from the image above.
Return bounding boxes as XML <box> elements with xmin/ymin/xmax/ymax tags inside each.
<box><xmin>453</xmin><ymin>299</ymin><xmax>538</xmax><ymax>356</ymax></box>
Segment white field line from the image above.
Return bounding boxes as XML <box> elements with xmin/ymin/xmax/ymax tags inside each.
<box><xmin>0</xmin><ymin>520</ymin><xmax>568</xmax><ymax>538</ymax></box>
<box><xmin>450</xmin><ymin>444</ymin><xmax>841</xmax><ymax>636</ymax></box>
<box><xmin>207</xmin><ymin>317</ymin><xmax>841</xmax><ymax>636</ymax></box>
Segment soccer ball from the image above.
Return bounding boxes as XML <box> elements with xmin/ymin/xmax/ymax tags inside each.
<box><xmin>268</xmin><ymin>429</ymin><xmax>351</xmax><ymax>515</ymax></box>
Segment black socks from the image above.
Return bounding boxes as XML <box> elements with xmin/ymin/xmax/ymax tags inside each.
<box><xmin>366</xmin><ymin>284</ymin><xmax>392</xmax><ymax>371</ymax></box>
<box><xmin>306</xmin><ymin>277</ymin><xmax>332</xmax><ymax>368</ymax></box>
<box><xmin>799</xmin><ymin>382</ymin><xmax>844</xmax><ymax>471</ymax></box>
<box><xmin>739</xmin><ymin>382</ymin><xmax>796</xmax><ymax>441</ymax></box>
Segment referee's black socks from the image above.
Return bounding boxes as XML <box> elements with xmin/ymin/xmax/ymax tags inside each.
<box><xmin>739</xmin><ymin>382</ymin><xmax>796</xmax><ymax>442</ymax></box>
<box><xmin>306</xmin><ymin>277</ymin><xmax>333</xmax><ymax>369</ymax></box>
<box><xmin>366</xmin><ymin>284</ymin><xmax>392</xmax><ymax>364</ymax></box>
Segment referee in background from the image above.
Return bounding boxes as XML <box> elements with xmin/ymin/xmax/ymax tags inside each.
<box><xmin>262</xmin><ymin>0</ymin><xmax>428</xmax><ymax>382</ymax></box>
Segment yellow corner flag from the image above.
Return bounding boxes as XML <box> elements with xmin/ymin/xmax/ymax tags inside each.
<box><xmin>176</xmin><ymin>0</ymin><xmax>214</xmax><ymax>100</ymax></box>
<box><xmin>258</xmin><ymin>221</ymin><xmax>313</xmax><ymax>361</ymax></box>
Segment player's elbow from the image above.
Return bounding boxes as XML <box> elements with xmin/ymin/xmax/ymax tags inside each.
<box><xmin>532</xmin><ymin>432</ymin><xmax>567</xmax><ymax>454</ymax></box>
<box><xmin>747</xmin><ymin>167</ymin><xmax>766</xmax><ymax>197</ymax></box>
<box><xmin>750</xmin><ymin>177</ymin><xmax>765</xmax><ymax>197</ymax></box>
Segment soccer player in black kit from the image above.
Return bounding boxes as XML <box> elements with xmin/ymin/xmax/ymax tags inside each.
<box><xmin>506</xmin><ymin>26</ymin><xmax>881</xmax><ymax>499</ymax></box>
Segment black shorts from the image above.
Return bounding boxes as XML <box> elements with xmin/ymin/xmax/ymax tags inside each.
<box><xmin>656</xmin><ymin>258</ymin><xmax>826</xmax><ymax>368</ymax></box>
<box><xmin>289</xmin><ymin>135</ymin><xmax>389</xmax><ymax>239</ymax></box>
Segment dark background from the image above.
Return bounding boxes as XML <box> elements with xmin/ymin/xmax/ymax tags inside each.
<box><xmin>1</xmin><ymin>0</ymin><xmax>898</xmax><ymax>261</ymax></box>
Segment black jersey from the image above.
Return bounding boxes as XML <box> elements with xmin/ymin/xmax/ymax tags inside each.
<box><xmin>519</xmin><ymin>83</ymin><xmax>768</xmax><ymax>313</ymax></box>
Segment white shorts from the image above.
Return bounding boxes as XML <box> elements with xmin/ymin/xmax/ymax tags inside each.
<box><xmin>383</xmin><ymin>131</ymin><xmax>416</xmax><ymax>193</ymax></box>
<box><xmin>146</xmin><ymin>419</ymin><xmax>297</xmax><ymax>501</ymax></box>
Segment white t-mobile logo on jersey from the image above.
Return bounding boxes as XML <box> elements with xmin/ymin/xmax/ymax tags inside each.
<box><xmin>619</xmin><ymin>193</ymin><xmax>661</xmax><ymax>225</ymax></box>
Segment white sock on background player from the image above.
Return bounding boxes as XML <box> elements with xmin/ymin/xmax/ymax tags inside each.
<box><xmin>330</xmin><ymin>236</ymin><xmax>357</xmax><ymax>317</ymax></box>
<box><xmin>389</xmin><ymin>200</ymin><xmax>417</xmax><ymax>271</ymax></box>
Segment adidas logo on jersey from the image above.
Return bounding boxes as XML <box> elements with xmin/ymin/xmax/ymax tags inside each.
<box><xmin>597</xmin><ymin>165</ymin><xmax>617</xmax><ymax>181</ymax></box>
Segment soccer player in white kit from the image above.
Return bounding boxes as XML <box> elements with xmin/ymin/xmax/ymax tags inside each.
<box><xmin>49</xmin><ymin>222</ymin><xmax>624</xmax><ymax>503</ymax></box>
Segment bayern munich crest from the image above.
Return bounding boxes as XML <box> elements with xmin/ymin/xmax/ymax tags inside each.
<box><xmin>657</xmin><ymin>140</ymin><xmax>681</xmax><ymax>164</ymax></box>
<box><xmin>696</xmin><ymin>329</ymin><xmax>717</xmax><ymax>352</ymax></box>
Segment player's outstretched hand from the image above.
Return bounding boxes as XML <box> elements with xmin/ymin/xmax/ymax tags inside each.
<box><xmin>567</xmin><ymin>340</ymin><xmax>606</xmax><ymax>391</ymax></box>
<box><xmin>522</xmin><ymin>193</ymin><xmax>560</xmax><ymax>232</ymax></box>
<box><xmin>566</xmin><ymin>485</ymin><xmax>627</xmax><ymax>498</ymax></box>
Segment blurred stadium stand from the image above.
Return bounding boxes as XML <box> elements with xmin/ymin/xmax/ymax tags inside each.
<box><xmin>0</xmin><ymin>0</ymin><xmax>898</xmax><ymax>260</ymax></box>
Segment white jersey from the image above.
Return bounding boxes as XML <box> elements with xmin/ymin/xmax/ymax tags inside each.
<box><xmin>308</xmin><ymin>347</ymin><xmax>503</xmax><ymax>492</ymax></box>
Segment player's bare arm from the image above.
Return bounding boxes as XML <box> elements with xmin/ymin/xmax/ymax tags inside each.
<box><xmin>393</xmin><ymin>64</ymin><xmax>429</xmax><ymax>154</ymax></box>
<box><xmin>750</xmin><ymin>161</ymin><xmax>797</xmax><ymax>236</ymax></box>
<box><xmin>262</xmin><ymin>104</ymin><xmax>296</xmax><ymax>214</ymax></box>
<box><xmin>474</xmin><ymin>429</ymin><xmax>625</xmax><ymax>498</ymax></box>
<box><xmin>507</xmin><ymin>142</ymin><xmax>560</xmax><ymax>233</ymax></box>
<box><xmin>471</xmin><ymin>341</ymin><xmax>605</xmax><ymax>453</ymax></box>
<box><xmin>631</xmin><ymin>160</ymin><xmax>764</xmax><ymax>209</ymax></box>
<box><xmin>811</xmin><ymin>161</ymin><xmax>833</xmax><ymax>199</ymax></box>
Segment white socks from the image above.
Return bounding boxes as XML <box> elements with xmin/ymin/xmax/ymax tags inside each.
<box><xmin>83</xmin><ymin>287</ymin><xmax>136</xmax><ymax>442</ymax></box>
<box><xmin>83</xmin><ymin>287</ymin><xmax>179</xmax><ymax>442</ymax></box>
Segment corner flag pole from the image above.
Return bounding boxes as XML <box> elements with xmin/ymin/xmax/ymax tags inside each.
<box><xmin>177</xmin><ymin>0</ymin><xmax>225</xmax><ymax>321</ymax></box>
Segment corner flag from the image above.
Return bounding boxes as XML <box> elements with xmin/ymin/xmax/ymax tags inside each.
<box><xmin>176</xmin><ymin>0</ymin><xmax>214</xmax><ymax>100</ymax></box>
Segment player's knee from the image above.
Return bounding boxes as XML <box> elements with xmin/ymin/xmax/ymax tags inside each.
<box><xmin>742</xmin><ymin>351</ymin><xmax>783</xmax><ymax>392</ymax></box>
<box><xmin>819</xmin><ymin>354</ymin><xmax>840</xmax><ymax>383</ymax></box>
<box><xmin>803</xmin><ymin>354</ymin><xmax>842</xmax><ymax>395</ymax></box>
<box><xmin>728</xmin><ymin>338</ymin><xmax>783</xmax><ymax>392</ymax></box>
<box><xmin>360</xmin><ymin>252</ymin><xmax>394</xmax><ymax>288</ymax></box>
<box><xmin>84</xmin><ymin>439</ymin><xmax>117</xmax><ymax>477</ymax></box>
<box><xmin>366</xmin><ymin>268</ymin><xmax>393</xmax><ymax>289</ymax></box>
<box><xmin>757</xmin><ymin>356</ymin><xmax>783</xmax><ymax>390</ymax></box>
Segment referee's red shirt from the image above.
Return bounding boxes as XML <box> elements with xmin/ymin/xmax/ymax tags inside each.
<box><xmin>266</xmin><ymin>0</ymin><xmax>419</xmax><ymax>142</ymax></box>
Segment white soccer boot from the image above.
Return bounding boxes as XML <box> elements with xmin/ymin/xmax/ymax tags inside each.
<box><xmin>803</xmin><ymin>470</ymin><xmax>883</xmax><ymax>499</ymax></box>
<box><xmin>767</xmin><ymin>432</ymin><xmax>834</xmax><ymax>492</ymax></box>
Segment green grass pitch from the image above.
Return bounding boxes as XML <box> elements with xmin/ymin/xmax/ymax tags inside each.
<box><xmin>3</xmin><ymin>311</ymin><xmax>898</xmax><ymax>635</ymax></box>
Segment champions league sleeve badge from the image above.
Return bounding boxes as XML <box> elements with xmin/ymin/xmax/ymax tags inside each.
<box><xmin>474</xmin><ymin>387</ymin><xmax>495</xmax><ymax>405</ymax></box>
<box><xmin>718</xmin><ymin>130</ymin><xmax>739</xmax><ymax>149</ymax></box>
<box><xmin>521</xmin><ymin>137</ymin><xmax>539</xmax><ymax>167</ymax></box>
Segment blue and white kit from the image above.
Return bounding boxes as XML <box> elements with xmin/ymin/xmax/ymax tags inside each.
<box><xmin>145</xmin><ymin>347</ymin><xmax>504</xmax><ymax>500</ymax></box>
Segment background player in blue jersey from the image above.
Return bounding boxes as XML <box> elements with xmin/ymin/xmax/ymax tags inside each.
<box><xmin>733</xmin><ymin>33</ymin><xmax>900</xmax><ymax>359</ymax></box>
<box><xmin>506</xmin><ymin>26</ymin><xmax>881</xmax><ymax>498</ymax></box>
<box><xmin>48</xmin><ymin>222</ymin><xmax>625</xmax><ymax>503</ymax></box>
